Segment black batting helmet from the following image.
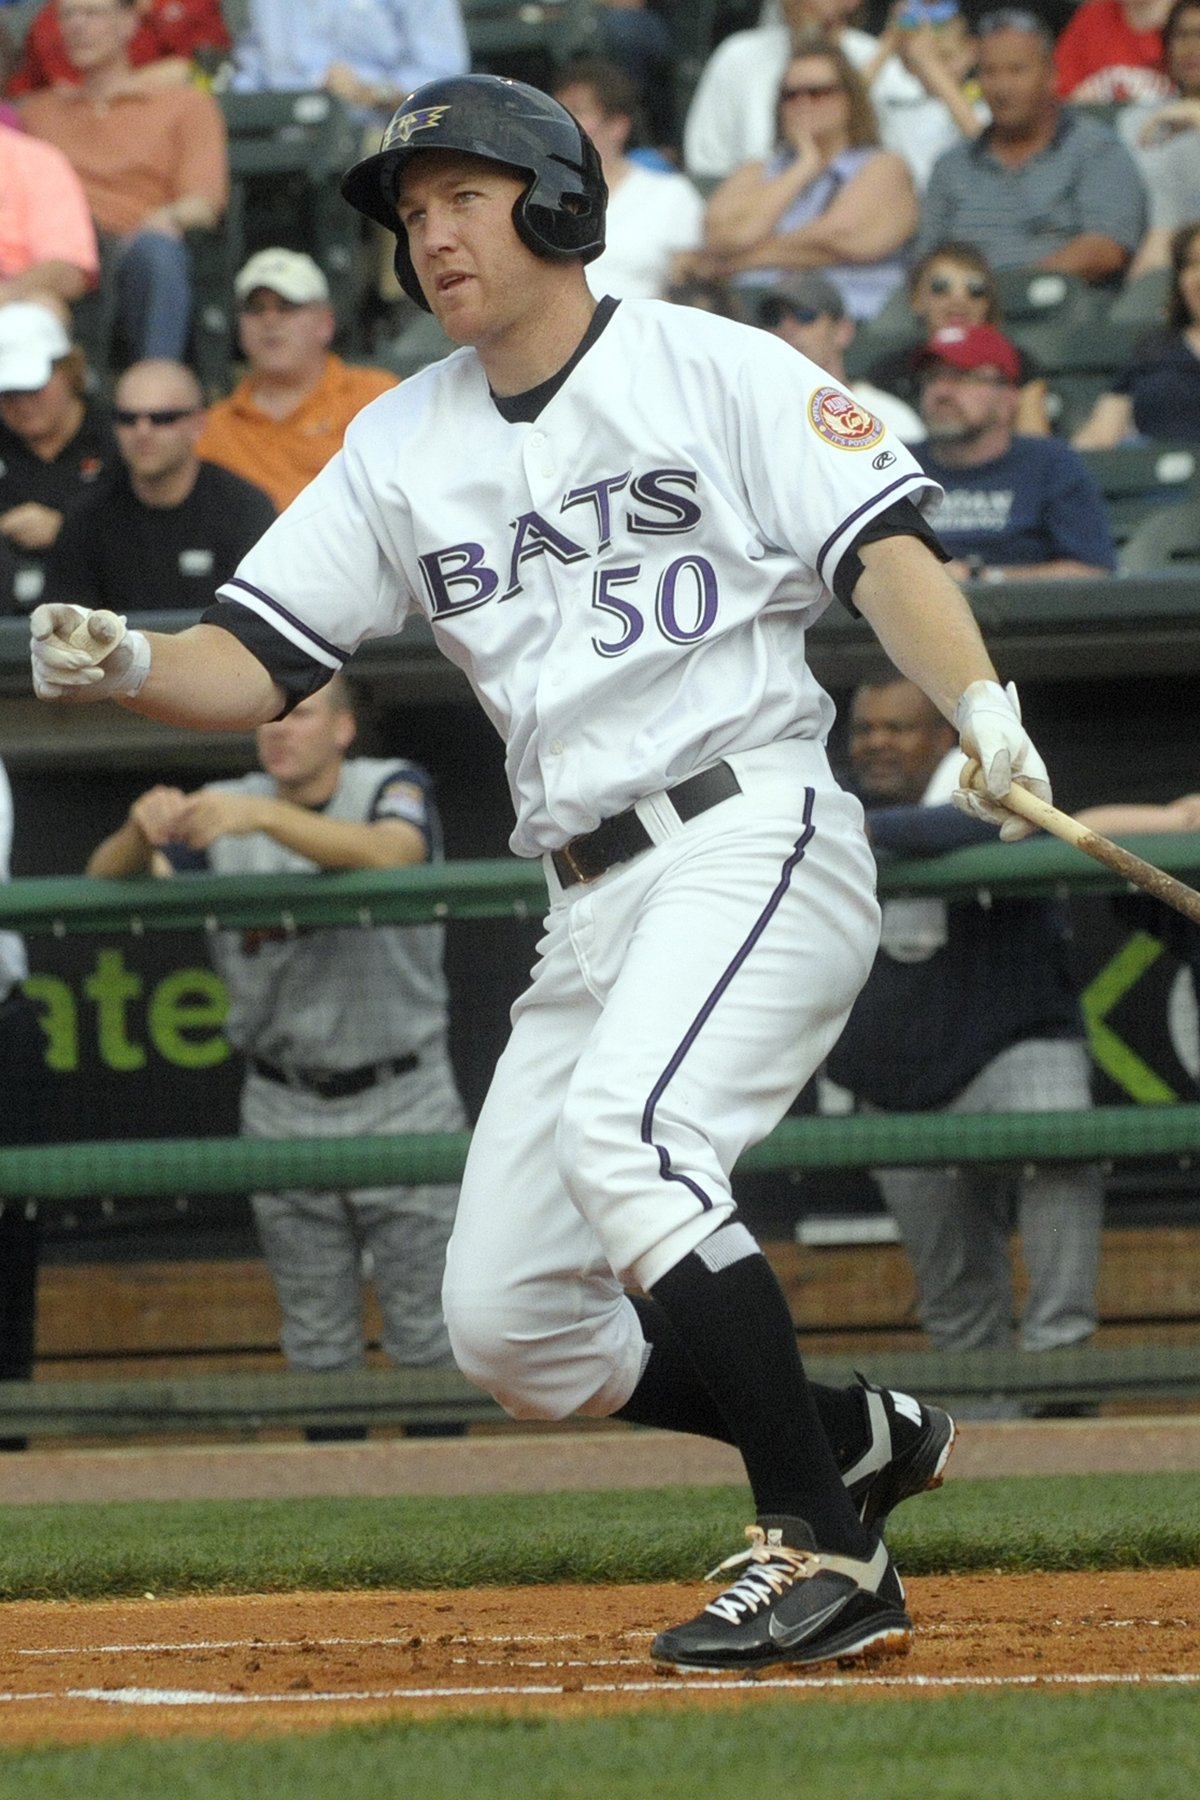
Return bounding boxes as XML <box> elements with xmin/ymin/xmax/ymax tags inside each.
<box><xmin>341</xmin><ymin>73</ymin><xmax>607</xmax><ymax>312</ymax></box>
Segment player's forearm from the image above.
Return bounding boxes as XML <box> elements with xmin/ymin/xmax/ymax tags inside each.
<box><xmin>853</xmin><ymin>536</ymin><xmax>1000</xmax><ymax>725</ymax></box>
<box><xmin>86</xmin><ymin>818</ymin><xmax>156</xmax><ymax>878</ymax></box>
<box><xmin>252</xmin><ymin>802</ymin><xmax>426</xmax><ymax>871</ymax></box>
<box><xmin>119</xmin><ymin>624</ymin><xmax>286</xmax><ymax>730</ymax></box>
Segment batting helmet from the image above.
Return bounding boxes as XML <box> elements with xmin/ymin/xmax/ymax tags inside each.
<box><xmin>341</xmin><ymin>74</ymin><xmax>607</xmax><ymax>312</ymax></box>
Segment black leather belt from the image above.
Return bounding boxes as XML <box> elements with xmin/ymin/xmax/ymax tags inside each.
<box><xmin>551</xmin><ymin>762</ymin><xmax>742</xmax><ymax>889</ymax></box>
<box><xmin>250</xmin><ymin>1052</ymin><xmax>419</xmax><ymax>1099</ymax></box>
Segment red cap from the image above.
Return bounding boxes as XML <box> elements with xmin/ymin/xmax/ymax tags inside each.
<box><xmin>913</xmin><ymin>323</ymin><xmax>1020</xmax><ymax>383</ymax></box>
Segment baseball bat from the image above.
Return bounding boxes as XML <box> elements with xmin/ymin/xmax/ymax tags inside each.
<box><xmin>1000</xmin><ymin>783</ymin><xmax>1200</xmax><ymax>928</ymax></box>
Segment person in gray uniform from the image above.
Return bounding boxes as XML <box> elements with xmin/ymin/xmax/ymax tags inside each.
<box><xmin>86</xmin><ymin>676</ymin><xmax>465</xmax><ymax>1429</ymax></box>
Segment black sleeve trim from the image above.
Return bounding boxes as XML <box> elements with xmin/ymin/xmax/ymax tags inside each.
<box><xmin>200</xmin><ymin>600</ymin><xmax>338</xmax><ymax>718</ymax></box>
<box><xmin>833</xmin><ymin>496</ymin><xmax>950</xmax><ymax>614</ymax></box>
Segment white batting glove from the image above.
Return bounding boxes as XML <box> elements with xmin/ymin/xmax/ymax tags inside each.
<box><xmin>952</xmin><ymin>679</ymin><xmax>1051</xmax><ymax>843</ymax></box>
<box><xmin>30</xmin><ymin>604</ymin><xmax>150</xmax><ymax>703</ymax></box>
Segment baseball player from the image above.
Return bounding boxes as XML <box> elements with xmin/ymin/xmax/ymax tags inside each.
<box><xmin>30</xmin><ymin>74</ymin><xmax>1053</xmax><ymax>1674</ymax></box>
<box><xmin>85</xmin><ymin>677</ymin><xmax>467</xmax><ymax>1411</ymax></box>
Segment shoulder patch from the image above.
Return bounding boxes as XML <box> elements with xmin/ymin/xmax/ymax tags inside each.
<box><xmin>374</xmin><ymin>776</ymin><xmax>428</xmax><ymax>827</ymax></box>
<box><xmin>807</xmin><ymin>386</ymin><xmax>886</xmax><ymax>452</ymax></box>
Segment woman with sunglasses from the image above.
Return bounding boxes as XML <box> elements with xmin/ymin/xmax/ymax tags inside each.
<box><xmin>681</xmin><ymin>31</ymin><xmax>918</xmax><ymax>322</ymax></box>
<box><xmin>1073</xmin><ymin>219</ymin><xmax>1200</xmax><ymax>445</ymax></box>
<box><xmin>866</xmin><ymin>241</ymin><xmax>1051</xmax><ymax>433</ymax></box>
<box><xmin>0</xmin><ymin>295</ymin><xmax>116</xmax><ymax>614</ymax></box>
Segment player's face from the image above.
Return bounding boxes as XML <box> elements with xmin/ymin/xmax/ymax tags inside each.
<box><xmin>395</xmin><ymin>151</ymin><xmax>549</xmax><ymax>347</ymax></box>
<box><xmin>849</xmin><ymin>681</ymin><xmax>955</xmax><ymax>804</ymax></box>
<box><xmin>112</xmin><ymin>368</ymin><xmax>203</xmax><ymax>484</ymax></box>
<box><xmin>912</xmin><ymin>258</ymin><xmax>992</xmax><ymax>332</ymax></box>
<box><xmin>0</xmin><ymin>365</ymin><xmax>78</xmax><ymax>448</ymax></box>
<box><xmin>255</xmin><ymin>691</ymin><xmax>355</xmax><ymax>796</ymax></box>
<box><xmin>237</xmin><ymin>291</ymin><xmax>336</xmax><ymax>380</ymax></box>
<box><xmin>976</xmin><ymin>29</ymin><xmax>1056</xmax><ymax>134</ymax></box>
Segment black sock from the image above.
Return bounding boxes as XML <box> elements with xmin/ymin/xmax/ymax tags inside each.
<box><xmin>617</xmin><ymin>1293</ymin><xmax>871</xmax><ymax>1471</ymax></box>
<box><xmin>647</xmin><ymin>1226</ymin><xmax>873</xmax><ymax>1556</ymax></box>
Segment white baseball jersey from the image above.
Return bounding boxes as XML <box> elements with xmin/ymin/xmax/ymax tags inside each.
<box><xmin>213</xmin><ymin>299</ymin><xmax>939</xmax><ymax>860</ymax></box>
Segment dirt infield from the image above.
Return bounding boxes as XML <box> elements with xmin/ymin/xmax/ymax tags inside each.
<box><xmin>1</xmin><ymin>1571</ymin><xmax>1199</xmax><ymax>1744</ymax></box>
<box><xmin>3</xmin><ymin>1419</ymin><xmax>1199</xmax><ymax>1745</ymax></box>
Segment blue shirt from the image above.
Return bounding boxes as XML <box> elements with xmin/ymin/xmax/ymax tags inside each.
<box><xmin>915</xmin><ymin>435</ymin><xmax>1117</xmax><ymax>570</ymax></box>
<box><xmin>230</xmin><ymin>0</ymin><xmax>469</xmax><ymax>121</ymax></box>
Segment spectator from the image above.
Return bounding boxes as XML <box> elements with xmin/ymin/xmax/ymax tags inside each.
<box><xmin>551</xmin><ymin>59</ymin><xmax>704</xmax><ymax>301</ymax></box>
<box><xmin>683</xmin><ymin>0</ymin><xmax>983</xmax><ymax>192</ymax></box>
<box><xmin>915</xmin><ymin>8</ymin><xmax>1147</xmax><ymax>284</ymax></box>
<box><xmin>684</xmin><ymin>33</ymin><xmax>918</xmax><ymax>322</ymax></box>
<box><xmin>867</xmin><ymin>241</ymin><xmax>1051</xmax><ymax>434</ymax></box>
<box><xmin>825</xmin><ymin>674</ymin><xmax>1104</xmax><ymax>1390</ymax></box>
<box><xmin>195</xmin><ymin>248</ymin><xmax>398</xmax><ymax>513</ymax></box>
<box><xmin>0</xmin><ymin>297</ymin><xmax>116</xmax><ymax>613</ymax></box>
<box><xmin>1073</xmin><ymin>222</ymin><xmax>1200</xmax><ymax>445</ymax></box>
<box><xmin>229</xmin><ymin>0</ymin><xmax>469</xmax><ymax>128</ymax></box>
<box><xmin>44</xmin><ymin>358</ymin><xmax>274</xmax><ymax>612</ymax></box>
<box><xmin>1120</xmin><ymin>0</ymin><xmax>1200</xmax><ymax>276</ymax></box>
<box><xmin>18</xmin><ymin>0</ymin><xmax>228</xmax><ymax>363</ymax></box>
<box><xmin>86</xmin><ymin>678</ymin><xmax>467</xmax><ymax>1425</ymax></box>
<box><xmin>0</xmin><ymin>751</ymin><xmax>53</xmax><ymax>1452</ymax></box>
<box><xmin>0</xmin><ymin>117</ymin><xmax>99</xmax><ymax>308</ymax></box>
<box><xmin>861</xmin><ymin>0</ymin><xmax>989</xmax><ymax>185</ymax></box>
<box><xmin>595</xmin><ymin>0</ymin><xmax>678</xmax><ymax>147</ymax></box>
<box><xmin>913</xmin><ymin>321</ymin><xmax>1117</xmax><ymax>576</ymax></box>
<box><xmin>6</xmin><ymin>0</ymin><xmax>230</xmax><ymax>97</ymax></box>
<box><xmin>753</xmin><ymin>269</ymin><xmax>926</xmax><ymax>439</ymax></box>
<box><xmin>1054</xmin><ymin>0</ymin><xmax>1173</xmax><ymax>101</ymax></box>
<box><xmin>663</xmin><ymin>274</ymin><xmax>750</xmax><ymax>322</ymax></box>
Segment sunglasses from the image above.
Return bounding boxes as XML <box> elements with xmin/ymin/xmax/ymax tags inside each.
<box><xmin>780</xmin><ymin>82</ymin><xmax>843</xmax><ymax>100</ymax></box>
<box><xmin>759</xmin><ymin>299</ymin><xmax>825</xmax><ymax>327</ymax></box>
<box><xmin>928</xmin><ymin>275</ymin><xmax>990</xmax><ymax>298</ymax></box>
<box><xmin>113</xmin><ymin>408</ymin><xmax>198</xmax><ymax>427</ymax></box>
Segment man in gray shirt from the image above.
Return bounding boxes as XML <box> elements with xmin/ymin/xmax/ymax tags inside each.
<box><xmin>915</xmin><ymin>8</ymin><xmax>1147</xmax><ymax>283</ymax></box>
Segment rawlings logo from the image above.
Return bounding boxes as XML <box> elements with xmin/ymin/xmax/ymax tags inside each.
<box><xmin>383</xmin><ymin>103</ymin><xmax>451</xmax><ymax>149</ymax></box>
<box><xmin>807</xmin><ymin>386</ymin><xmax>885</xmax><ymax>452</ymax></box>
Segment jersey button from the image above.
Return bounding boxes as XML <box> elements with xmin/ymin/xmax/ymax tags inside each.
<box><xmin>549</xmin><ymin>738</ymin><xmax>565</xmax><ymax>755</ymax></box>
<box><xmin>530</xmin><ymin>430</ymin><xmax>546</xmax><ymax>447</ymax></box>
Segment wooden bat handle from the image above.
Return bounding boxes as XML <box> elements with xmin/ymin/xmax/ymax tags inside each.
<box><xmin>1000</xmin><ymin>783</ymin><xmax>1200</xmax><ymax>928</ymax></box>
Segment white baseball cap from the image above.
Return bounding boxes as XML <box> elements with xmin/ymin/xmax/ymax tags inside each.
<box><xmin>0</xmin><ymin>302</ymin><xmax>72</xmax><ymax>393</ymax></box>
<box><xmin>234</xmin><ymin>247</ymin><xmax>330</xmax><ymax>306</ymax></box>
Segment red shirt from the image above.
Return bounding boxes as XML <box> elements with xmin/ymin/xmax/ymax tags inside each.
<box><xmin>5</xmin><ymin>0</ymin><xmax>230</xmax><ymax>98</ymax></box>
<box><xmin>1054</xmin><ymin>0</ymin><xmax>1167</xmax><ymax>99</ymax></box>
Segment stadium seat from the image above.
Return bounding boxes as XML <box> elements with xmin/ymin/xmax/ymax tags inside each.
<box><xmin>1108</xmin><ymin>267</ymin><xmax>1171</xmax><ymax>327</ymax></box>
<box><xmin>219</xmin><ymin>89</ymin><xmax>365</xmax><ymax>349</ymax></box>
<box><xmin>1079</xmin><ymin>442</ymin><xmax>1200</xmax><ymax>545</ymax></box>
<box><xmin>1119</xmin><ymin>495</ymin><xmax>1200</xmax><ymax>571</ymax></box>
<box><xmin>370</xmin><ymin>310</ymin><xmax>457</xmax><ymax>380</ymax></box>
<box><xmin>463</xmin><ymin>0</ymin><xmax>601</xmax><ymax>85</ymax></box>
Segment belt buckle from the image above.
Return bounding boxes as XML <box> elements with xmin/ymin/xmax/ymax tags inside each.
<box><xmin>557</xmin><ymin>838</ymin><xmax>595</xmax><ymax>886</ymax></box>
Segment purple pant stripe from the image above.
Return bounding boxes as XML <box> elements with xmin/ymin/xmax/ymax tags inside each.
<box><xmin>639</xmin><ymin>788</ymin><xmax>818</xmax><ymax>1212</ymax></box>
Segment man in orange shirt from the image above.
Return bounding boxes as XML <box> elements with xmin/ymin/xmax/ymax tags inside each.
<box><xmin>19</xmin><ymin>0</ymin><xmax>227</xmax><ymax>363</ymax></box>
<box><xmin>196</xmin><ymin>248</ymin><xmax>397</xmax><ymax>512</ymax></box>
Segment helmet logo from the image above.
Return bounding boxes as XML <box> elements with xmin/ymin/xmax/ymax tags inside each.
<box><xmin>384</xmin><ymin>103</ymin><xmax>451</xmax><ymax>149</ymax></box>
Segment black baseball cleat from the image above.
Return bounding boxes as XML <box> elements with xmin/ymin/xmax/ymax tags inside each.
<box><xmin>651</xmin><ymin>1516</ymin><xmax>912</xmax><ymax>1674</ymax></box>
<box><xmin>842</xmin><ymin>1375</ymin><xmax>957</xmax><ymax>1532</ymax></box>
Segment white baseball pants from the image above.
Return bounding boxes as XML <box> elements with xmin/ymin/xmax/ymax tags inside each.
<box><xmin>443</xmin><ymin>740</ymin><xmax>881</xmax><ymax>1420</ymax></box>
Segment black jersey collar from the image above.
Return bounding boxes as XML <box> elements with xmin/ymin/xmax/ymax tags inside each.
<box><xmin>491</xmin><ymin>295</ymin><xmax>620</xmax><ymax>424</ymax></box>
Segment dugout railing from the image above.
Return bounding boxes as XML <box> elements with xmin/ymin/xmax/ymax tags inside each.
<box><xmin>2</xmin><ymin>840</ymin><xmax>1200</xmax><ymax>1437</ymax></box>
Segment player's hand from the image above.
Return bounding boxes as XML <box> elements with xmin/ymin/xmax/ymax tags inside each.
<box><xmin>175</xmin><ymin>790</ymin><xmax>269</xmax><ymax>848</ymax></box>
<box><xmin>30</xmin><ymin>603</ymin><xmax>151</xmax><ymax>703</ymax></box>
<box><xmin>129</xmin><ymin>785</ymin><xmax>190</xmax><ymax>847</ymax></box>
<box><xmin>952</xmin><ymin>678</ymin><xmax>1051</xmax><ymax>842</ymax></box>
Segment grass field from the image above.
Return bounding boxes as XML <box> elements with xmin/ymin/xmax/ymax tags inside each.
<box><xmin>2</xmin><ymin>1473</ymin><xmax>1198</xmax><ymax>1797</ymax></box>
